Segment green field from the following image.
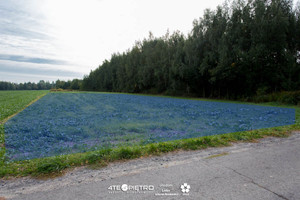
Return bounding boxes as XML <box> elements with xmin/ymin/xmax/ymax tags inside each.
<box><xmin>0</xmin><ymin>90</ymin><xmax>49</xmax><ymax>122</ymax></box>
<box><xmin>0</xmin><ymin>91</ymin><xmax>299</xmax><ymax>178</ymax></box>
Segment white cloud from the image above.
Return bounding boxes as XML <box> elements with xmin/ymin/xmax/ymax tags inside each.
<box><xmin>1</xmin><ymin>0</ymin><xmax>226</xmax><ymax>83</ymax></box>
<box><xmin>0</xmin><ymin>59</ymin><xmax>84</xmax><ymax>79</ymax></box>
<box><xmin>0</xmin><ymin>72</ymin><xmax>75</xmax><ymax>83</ymax></box>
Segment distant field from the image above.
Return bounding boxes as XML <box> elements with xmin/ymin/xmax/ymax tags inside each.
<box><xmin>4</xmin><ymin>92</ymin><xmax>295</xmax><ymax>161</ymax></box>
<box><xmin>0</xmin><ymin>90</ymin><xmax>49</xmax><ymax>122</ymax></box>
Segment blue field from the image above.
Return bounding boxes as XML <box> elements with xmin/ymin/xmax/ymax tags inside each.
<box><xmin>5</xmin><ymin>93</ymin><xmax>295</xmax><ymax>160</ymax></box>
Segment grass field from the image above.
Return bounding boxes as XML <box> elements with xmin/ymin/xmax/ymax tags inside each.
<box><xmin>0</xmin><ymin>90</ymin><xmax>49</xmax><ymax>122</ymax></box>
<box><xmin>0</xmin><ymin>91</ymin><xmax>299</xmax><ymax>178</ymax></box>
<box><xmin>4</xmin><ymin>93</ymin><xmax>295</xmax><ymax>161</ymax></box>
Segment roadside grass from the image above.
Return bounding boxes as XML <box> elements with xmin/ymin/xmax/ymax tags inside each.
<box><xmin>0</xmin><ymin>91</ymin><xmax>299</xmax><ymax>178</ymax></box>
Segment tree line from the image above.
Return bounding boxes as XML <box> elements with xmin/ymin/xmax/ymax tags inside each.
<box><xmin>82</xmin><ymin>0</ymin><xmax>300</xmax><ymax>99</ymax></box>
<box><xmin>0</xmin><ymin>81</ymin><xmax>55</xmax><ymax>90</ymax></box>
<box><xmin>0</xmin><ymin>79</ymin><xmax>82</xmax><ymax>90</ymax></box>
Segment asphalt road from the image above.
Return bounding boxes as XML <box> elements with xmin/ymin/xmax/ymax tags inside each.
<box><xmin>1</xmin><ymin>132</ymin><xmax>299</xmax><ymax>200</ymax></box>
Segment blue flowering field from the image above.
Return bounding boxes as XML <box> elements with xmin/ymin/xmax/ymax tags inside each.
<box><xmin>4</xmin><ymin>93</ymin><xmax>295</xmax><ymax>160</ymax></box>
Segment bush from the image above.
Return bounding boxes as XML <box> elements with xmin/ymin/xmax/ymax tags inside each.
<box><xmin>253</xmin><ymin>91</ymin><xmax>300</xmax><ymax>105</ymax></box>
<box><xmin>50</xmin><ymin>88</ymin><xmax>64</xmax><ymax>92</ymax></box>
<box><xmin>278</xmin><ymin>91</ymin><xmax>300</xmax><ymax>105</ymax></box>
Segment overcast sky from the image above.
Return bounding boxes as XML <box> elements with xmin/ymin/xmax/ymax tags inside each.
<box><xmin>0</xmin><ymin>0</ymin><xmax>235</xmax><ymax>83</ymax></box>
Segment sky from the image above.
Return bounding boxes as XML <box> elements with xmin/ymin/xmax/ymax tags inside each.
<box><xmin>0</xmin><ymin>0</ymin><xmax>236</xmax><ymax>83</ymax></box>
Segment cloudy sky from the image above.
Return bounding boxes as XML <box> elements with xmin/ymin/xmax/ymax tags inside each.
<box><xmin>0</xmin><ymin>0</ymin><xmax>226</xmax><ymax>83</ymax></box>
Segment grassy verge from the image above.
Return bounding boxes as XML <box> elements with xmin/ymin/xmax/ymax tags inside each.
<box><xmin>0</xmin><ymin>92</ymin><xmax>299</xmax><ymax>178</ymax></box>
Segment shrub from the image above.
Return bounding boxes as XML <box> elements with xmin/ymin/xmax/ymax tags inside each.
<box><xmin>253</xmin><ymin>90</ymin><xmax>300</xmax><ymax>105</ymax></box>
<box><xmin>50</xmin><ymin>88</ymin><xmax>64</xmax><ymax>92</ymax></box>
<box><xmin>278</xmin><ymin>91</ymin><xmax>300</xmax><ymax>105</ymax></box>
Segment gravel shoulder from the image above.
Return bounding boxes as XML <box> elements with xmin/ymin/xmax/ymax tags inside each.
<box><xmin>1</xmin><ymin>131</ymin><xmax>299</xmax><ymax>200</ymax></box>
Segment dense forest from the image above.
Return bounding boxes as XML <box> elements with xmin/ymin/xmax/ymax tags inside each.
<box><xmin>0</xmin><ymin>79</ymin><xmax>82</xmax><ymax>90</ymax></box>
<box><xmin>82</xmin><ymin>0</ymin><xmax>300</xmax><ymax>99</ymax></box>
